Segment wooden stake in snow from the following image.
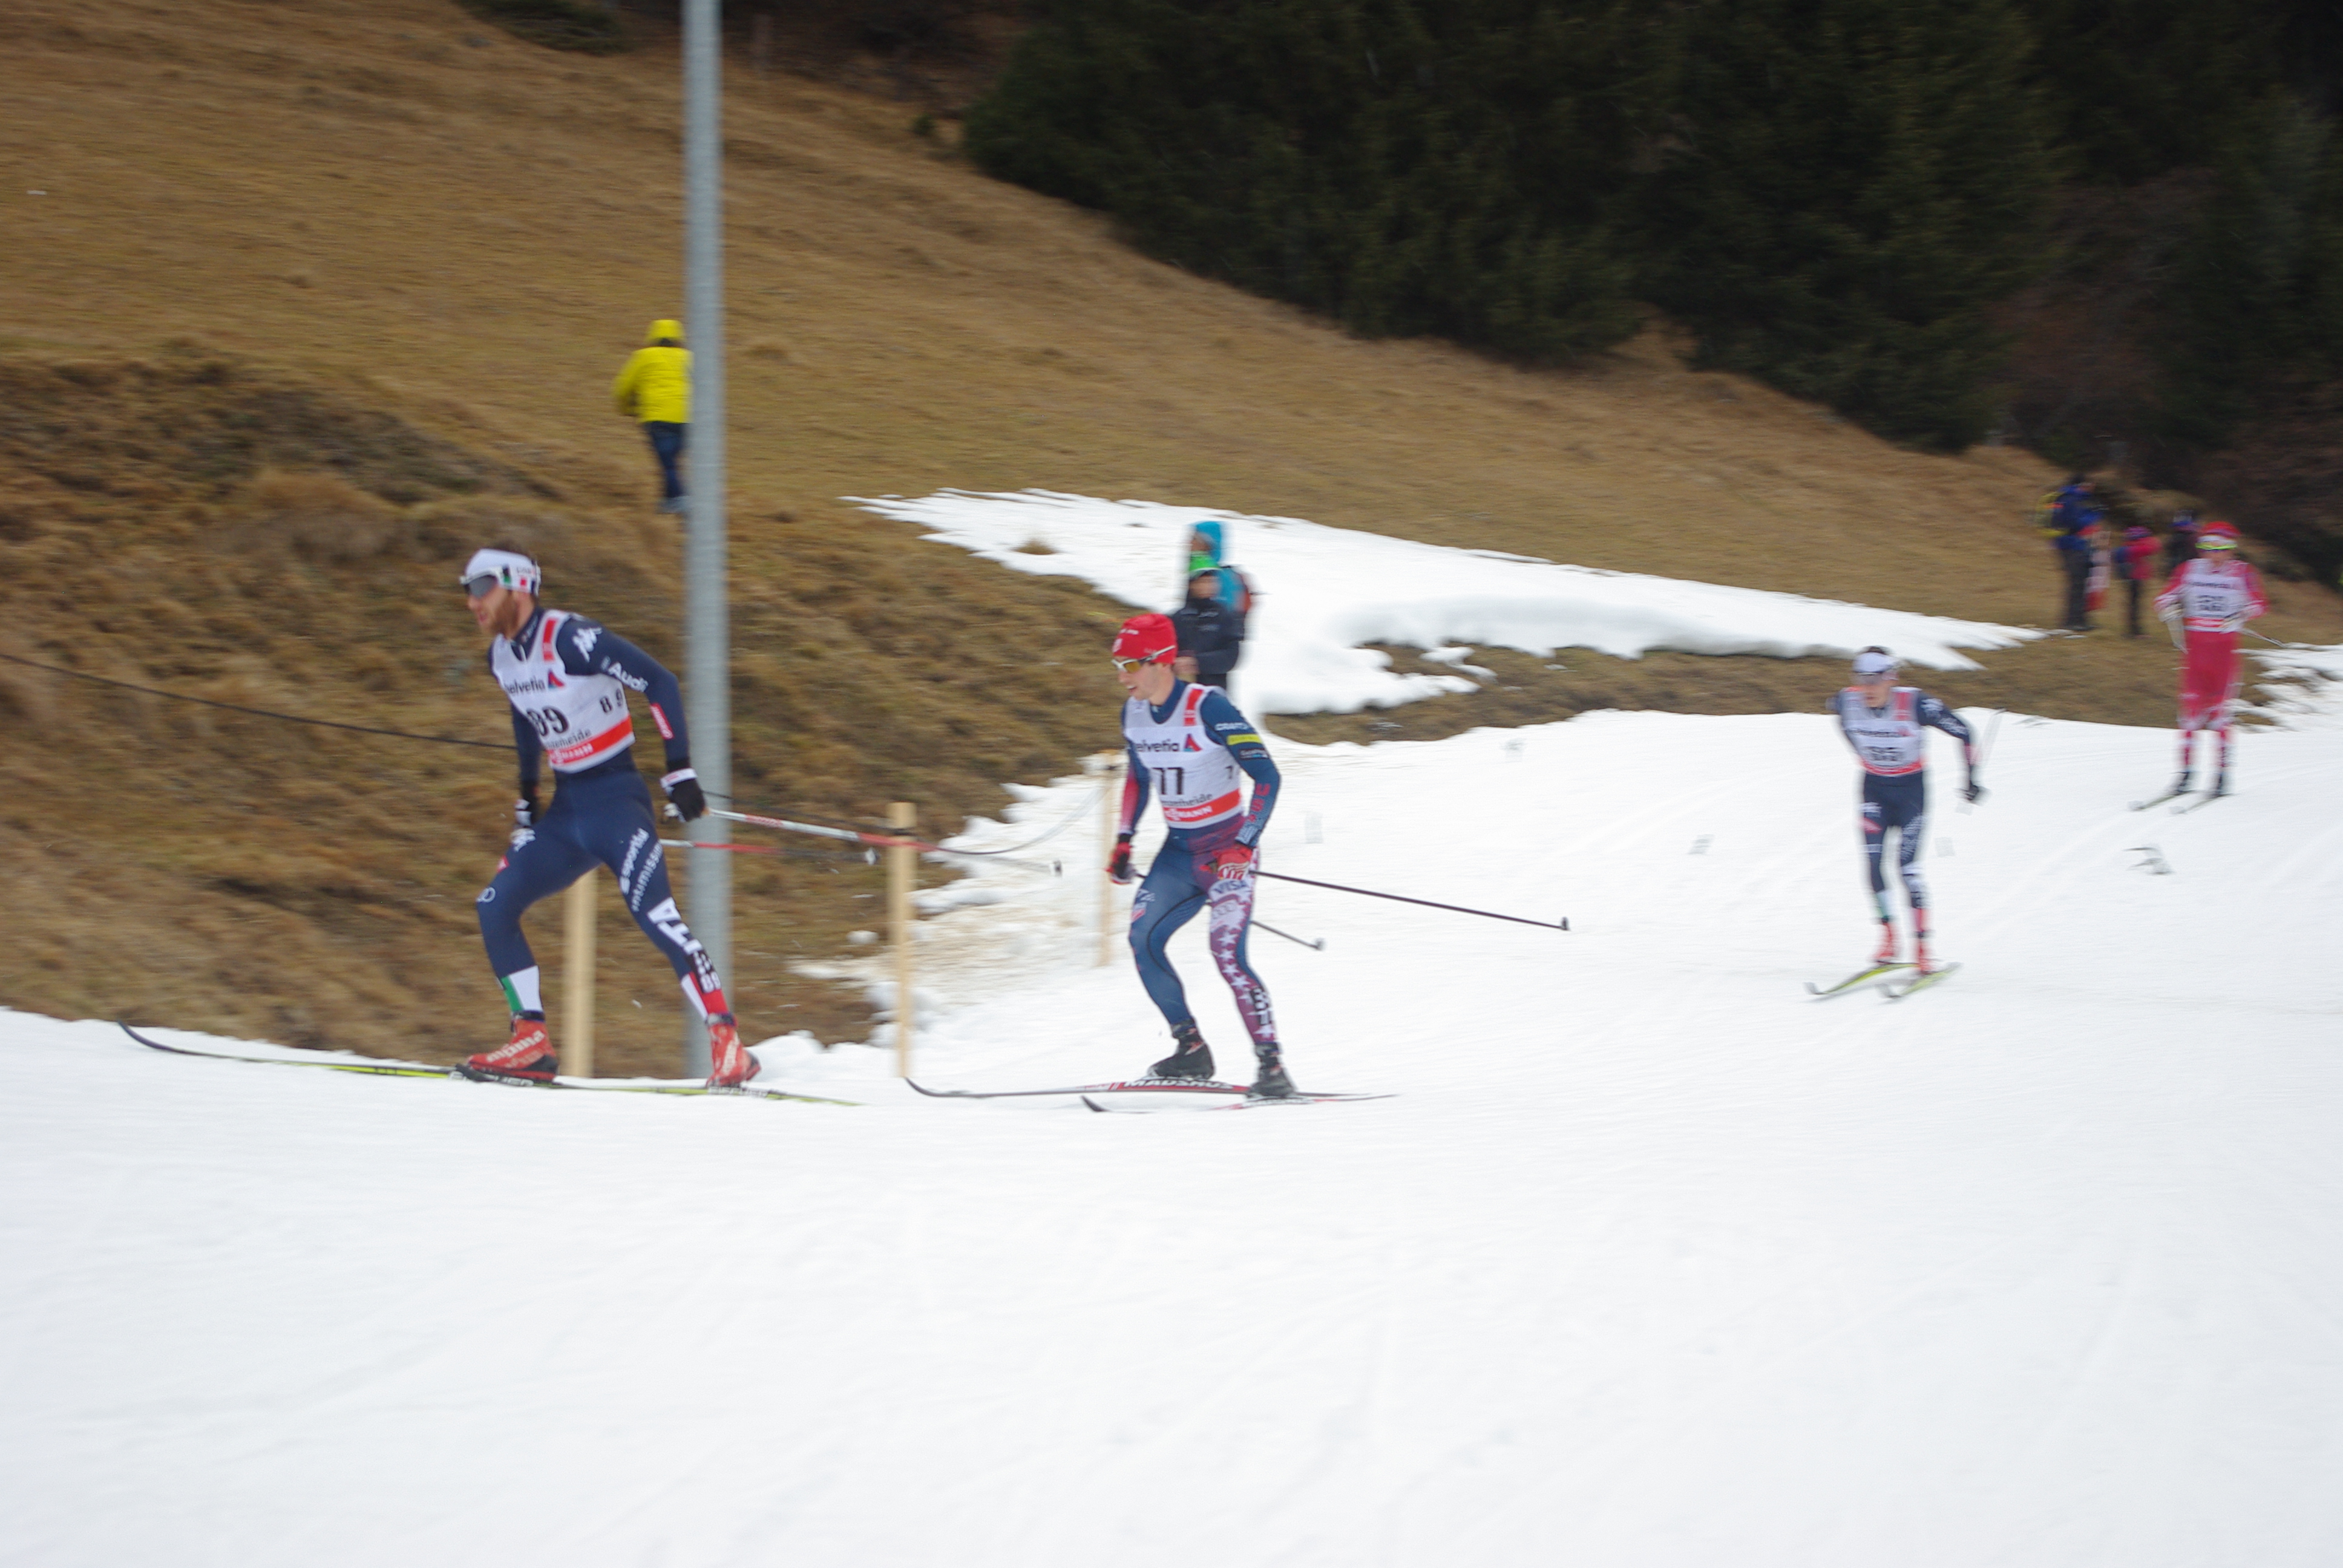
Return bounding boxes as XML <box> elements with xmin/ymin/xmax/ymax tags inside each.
<box><xmin>562</xmin><ymin>872</ymin><xmax>596</xmax><ymax>1079</ymax></box>
<box><xmin>1098</xmin><ymin>756</ymin><xmax>1121</xmax><ymax>967</ymax></box>
<box><xmin>888</xmin><ymin>802</ymin><xmax>917</xmax><ymax>1077</ymax></box>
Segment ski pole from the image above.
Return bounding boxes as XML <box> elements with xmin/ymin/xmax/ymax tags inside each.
<box><xmin>1256</xmin><ymin>871</ymin><xmax>1568</xmax><ymax>931</ymax></box>
<box><xmin>1253</xmin><ymin>919</ymin><xmax>1325</xmax><ymax>952</ymax></box>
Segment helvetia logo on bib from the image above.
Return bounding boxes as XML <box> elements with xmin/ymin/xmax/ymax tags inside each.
<box><xmin>1183</xmin><ymin>735</ymin><xmax>1204</xmax><ymax>752</ymax></box>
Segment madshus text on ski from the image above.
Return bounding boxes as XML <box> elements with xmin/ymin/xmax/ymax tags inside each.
<box><xmin>364</xmin><ymin>511</ymin><xmax>2281</xmax><ymax>1094</ymax></box>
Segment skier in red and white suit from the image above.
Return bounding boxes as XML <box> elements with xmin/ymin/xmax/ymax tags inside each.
<box><xmin>2153</xmin><ymin>521</ymin><xmax>2267</xmax><ymax>799</ymax></box>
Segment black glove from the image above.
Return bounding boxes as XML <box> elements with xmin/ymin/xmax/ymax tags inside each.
<box><xmin>661</xmin><ymin>766</ymin><xmax>707</xmax><ymax>823</ymax></box>
<box><xmin>515</xmin><ymin>788</ymin><xmax>539</xmax><ymax>829</ymax></box>
<box><xmin>1107</xmin><ymin>834</ymin><xmax>1136</xmax><ymax>884</ymax></box>
<box><xmin>1962</xmin><ymin>778</ymin><xmax>1987</xmax><ymax>805</ymax></box>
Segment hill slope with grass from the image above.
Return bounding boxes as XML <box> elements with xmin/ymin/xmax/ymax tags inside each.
<box><xmin>2</xmin><ymin>0</ymin><xmax>2336</xmax><ymax>1067</ymax></box>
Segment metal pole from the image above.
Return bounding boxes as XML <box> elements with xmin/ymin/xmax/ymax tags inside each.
<box><xmin>681</xmin><ymin>0</ymin><xmax>729</xmax><ymax>1078</ymax></box>
<box><xmin>888</xmin><ymin>803</ymin><xmax>916</xmax><ymax>1076</ymax></box>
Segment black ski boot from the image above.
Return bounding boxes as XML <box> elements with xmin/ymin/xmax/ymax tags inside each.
<box><xmin>2210</xmin><ymin>769</ymin><xmax>2229</xmax><ymax>798</ymax></box>
<box><xmin>1247</xmin><ymin>1051</ymin><xmax>1298</xmax><ymax>1101</ymax></box>
<box><xmin>1147</xmin><ymin>1021</ymin><xmax>1216</xmax><ymax>1081</ymax></box>
<box><xmin>2171</xmin><ymin>770</ymin><xmax>2193</xmax><ymax>797</ymax></box>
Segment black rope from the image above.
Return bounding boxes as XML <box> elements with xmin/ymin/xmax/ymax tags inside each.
<box><xmin>0</xmin><ymin>648</ymin><xmax>512</xmax><ymax>751</ymax></box>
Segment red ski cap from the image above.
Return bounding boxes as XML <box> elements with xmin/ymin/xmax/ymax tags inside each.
<box><xmin>1111</xmin><ymin>612</ymin><xmax>1179</xmax><ymax>666</ymax></box>
<box><xmin>2197</xmin><ymin>521</ymin><xmax>2239</xmax><ymax>549</ymax></box>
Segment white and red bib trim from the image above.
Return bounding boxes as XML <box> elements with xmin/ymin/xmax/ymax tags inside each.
<box><xmin>491</xmin><ymin>610</ymin><xmax>637</xmax><ymax>773</ymax></box>
<box><xmin>1123</xmin><ymin>683</ymin><xmax>1245</xmax><ymax>829</ymax></box>
<box><xmin>1837</xmin><ymin>687</ymin><xmax>1927</xmax><ymax>777</ymax></box>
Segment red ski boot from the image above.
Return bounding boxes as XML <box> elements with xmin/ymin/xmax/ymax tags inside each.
<box><xmin>706</xmin><ymin>1014</ymin><xmax>761</xmax><ymax>1089</ymax></box>
<box><xmin>1912</xmin><ymin>937</ymin><xmax>1936</xmax><ymax>976</ymax></box>
<box><xmin>457</xmin><ymin>1014</ymin><xmax>559</xmax><ymax>1083</ymax></box>
<box><xmin>1870</xmin><ymin>924</ymin><xmax>1899</xmax><ymax>967</ymax></box>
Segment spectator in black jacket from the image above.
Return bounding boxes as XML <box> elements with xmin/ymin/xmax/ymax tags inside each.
<box><xmin>1172</xmin><ymin>569</ymin><xmax>1247</xmax><ymax>698</ymax></box>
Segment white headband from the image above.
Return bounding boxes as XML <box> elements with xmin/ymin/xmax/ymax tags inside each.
<box><xmin>460</xmin><ymin>547</ymin><xmax>541</xmax><ymax>596</ymax></box>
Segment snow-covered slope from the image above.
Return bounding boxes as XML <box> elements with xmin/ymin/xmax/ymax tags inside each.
<box><xmin>7</xmin><ymin>691</ymin><xmax>2341</xmax><ymax>1567</ymax></box>
<box><xmin>851</xmin><ymin>489</ymin><xmax>2039</xmax><ymax>712</ymax></box>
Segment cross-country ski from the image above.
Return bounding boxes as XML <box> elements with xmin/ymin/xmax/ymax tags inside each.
<box><xmin>119</xmin><ymin>1024</ymin><xmax>857</xmax><ymax>1105</ymax></box>
<box><xmin>1882</xmin><ymin>962</ymin><xmax>1962</xmax><ymax>1000</ymax></box>
<box><xmin>1080</xmin><ymin>1091</ymin><xmax>1396</xmax><ymax>1112</ymax></box>
<box><xmin>1804</xmin><ymin>962</ymin><xmax>1915</xmax><ymax>998</ymax></box>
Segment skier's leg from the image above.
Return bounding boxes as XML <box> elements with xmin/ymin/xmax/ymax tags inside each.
<box><xmin>1127</xmin><ymin>849</ymin><xmax>1207</xmax><ymax>1029</ymax></box>
<box><xmin>584</xmin><ymin>782</ymin><xmax>730</xmax><ymax>1021</ymax></box>
<box><xmin>466</xmin><ymin>811</ymin><xmax>596</xmax><ymax>1079</ymax></box>
<box><xmin>1881</xmin><ymin>786</ymin><xmax>1932</xmax><ymax>967</ymax></box>
<box><xmin>476</xmin><ymin>820</ymin><xmax>597</xmax><ymax>1012</ymax></box>
<box><xmin>575</xmin><ymin>773</ymin><xmax>758</xmax><ymax>1083</ymax></box>
<box><xmin>1859</xmin><ymin>789</ymin><xmax>1895</xmax><ymax>959</ymax></box>
<box><xmin>1205</xmin><ymin>862</ymin><xmax>1279</xmax><ymax>1053</ymax></box>
<box><xmin>2215</xmin><ymin>641</ymin><xmax>2243</xmax><ymax>789</ymax></box>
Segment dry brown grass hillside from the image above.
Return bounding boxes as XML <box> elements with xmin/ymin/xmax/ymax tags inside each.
<box><xmin>2</xmin><ymin>0</ymin><xmax>2336</xmax><ymax>1067</ymax></box>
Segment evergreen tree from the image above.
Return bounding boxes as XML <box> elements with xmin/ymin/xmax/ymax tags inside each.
<box><xmin>1645</xmin><ymin>0</ymin><xmax>2056</xmax><ymax>449</ymax></box>
<box><xmin>2025</xmin><ymin>0</ymin><xmax>2273</xmax><ymax>182</ymax></box>
<box><xmin>966</xmin><ymin>0</ymin><xmax>1660</xmax><ymax>360</ymax></box>
<box><xmin>2156</xmin><ymin>93</ymin><xmax>2343</xmax><ymax>446</ymax></box>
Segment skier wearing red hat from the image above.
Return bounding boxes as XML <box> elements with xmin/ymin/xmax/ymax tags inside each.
<box><xmin>1106</xmin><ymin>612</ymin><xmax>1294</xmax><ymax>1098</ymax></box>
<box><xmin>2154</xmin><ymin>521</ymin><xmax>2267</xmax><ymax>800</ymax></box>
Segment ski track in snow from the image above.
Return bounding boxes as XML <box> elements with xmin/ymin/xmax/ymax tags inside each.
<box><xmin>849</xmin><ymin>488</ymin><xmax>2039</xmax><ymax>713</ymax></box>
<box><xmin>6</xmin><ymin>686</ymin><xmax>2343</xmax><ymax>1567</ymax></box>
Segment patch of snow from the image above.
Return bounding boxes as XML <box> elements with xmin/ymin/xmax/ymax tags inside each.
<box><xmin>850</xmin><ymin>489</ymin><xmax>2040</xmax><ymax>713</ymax></box>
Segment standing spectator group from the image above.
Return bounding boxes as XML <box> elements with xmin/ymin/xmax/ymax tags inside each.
<box><xmin>1171</xmin><ymin>520</ymin><xmax>1254</xmax><ymax>701</ymax></box>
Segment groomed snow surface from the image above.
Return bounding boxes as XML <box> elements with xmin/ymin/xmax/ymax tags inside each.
<box><xmin>8</xmin><ymin>694</ymin><xmax>2343</xmax><ymax>1567</ymax></box>
<box><xmin>851</xmin><ymin>489</ymin><xmax>2040</xmax><ymax>713</ymax></box>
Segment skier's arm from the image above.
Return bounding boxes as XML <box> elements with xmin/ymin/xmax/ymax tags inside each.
<box><xmin>1826</xmin><ymin>691</ymin><xmax>1862</xmax><ymax>757</ymax></box>
<box><xmin>554</xmin><ymin>620</ymin><xmax>691</xmax><ymax>771</ymax></box>
<box><xmin>1107</xmin><ymin>740</ymin><xmax>1151</xmax><ymax>881</ymax></box>
<box><xmin>512</xmin><ymin>704</ymin><xmax>543</xmax><ymax>800</ymax></box>
<box><xmin>2154</xmin><ymin>566</ymin><xmax>2184</xmax><ymax>618</ymax></box>
<box><xmin>1119</xmin><ymin>741</ymin><xmax>1152</xmax><ymax>834</ymax></box>
<box><xmin>1199</xmin><ymin>690</ymin><xmax>1279</xmax><ymax>846</ymax></box>
<box><xmin>1919</xmin><ymin>694</ymin><xmax>1982</xmax><ymax>791</ymax></box>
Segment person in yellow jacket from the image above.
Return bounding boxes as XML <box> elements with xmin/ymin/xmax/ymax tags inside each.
<box><xmin>612</xmin><ymin>318</ymin><xmax>691</xmax><ymax>514</ymax></box>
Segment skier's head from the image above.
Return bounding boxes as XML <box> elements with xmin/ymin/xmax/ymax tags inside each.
<box><xmin>1187</xmin><ymin>569</ymin><xmax>1222</xmax><ymax>604</ymax></box>
<box><xmin>1111</xmin><ymin>612</ymin><xmax>1180</xmax><ymax>700</ymax></box>
<box><xmin>1852</xmin><ymin>647</ymin><xmax>1899</xmax><ymax>694</ymax></box>
<box><xmin>2197</xmin><ymin>522</ymin><xmax>2239</xmax><ymax>554</ymax></box>
<box><xmin>462</xmin><ymin>546</ymin><xmax>541</xmax><ymax>636</ymax></box>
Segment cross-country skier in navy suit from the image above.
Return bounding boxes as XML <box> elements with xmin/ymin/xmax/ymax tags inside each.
<box><xmin>457</xmin><ymin>547</ymin><xmax>758</xmax><ymax>1088</ymax></box>
<box><xmin>1106</xmin><ymin>612</ymin><xmax>1294</xmax><ymax>1099</ymax></box>
<box><xmin>1829</xmin><ymin>647</ymin><xmax>1982</xmax><ymax>976</ymax></box>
